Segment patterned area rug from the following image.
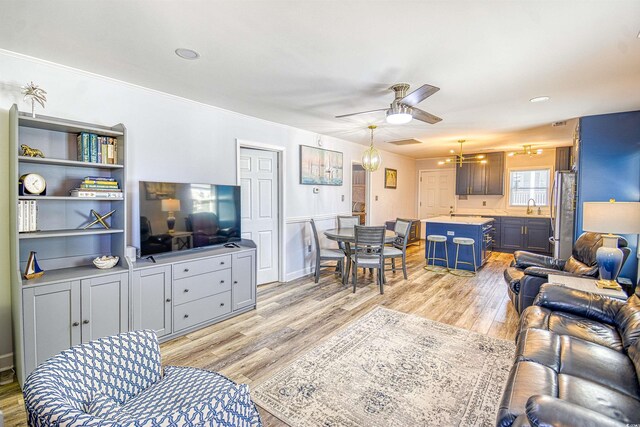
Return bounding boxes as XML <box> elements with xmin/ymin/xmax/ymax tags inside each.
<box><xmin>252</xmin><ymin>307</ymin><xmax>514</xmax><ymax>427</ymax></box>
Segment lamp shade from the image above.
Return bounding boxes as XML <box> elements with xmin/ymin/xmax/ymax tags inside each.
<box><xmin>582</xmin><ymin>201</ymin><xmax>640</xmax><ymax>234</ymax></box>
<box><xmin>161</xmin><ymin>198</ymin><xmax>181</xmax><ymax>212</ymax></box>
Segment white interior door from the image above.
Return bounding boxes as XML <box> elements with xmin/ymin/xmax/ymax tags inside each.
<box><xmin>419</xmin><ymin>169</ymin><xmax>456</xmax><ymax>218</ymax></box>
<box><xmin>239</xmin><ymin>148</ymin><xmax>279</xmax><ymax>284</ymax></box>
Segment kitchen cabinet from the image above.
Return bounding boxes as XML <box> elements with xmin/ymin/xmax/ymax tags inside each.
<box><xmin>497</xmin><ymin>217</ymin><xmax>551</xmax><ymax>254</ymax></box>
<box><xmin>455</xmin><ymin>151</ymin><xmax>505</xmax><ymax>195</ymax></box>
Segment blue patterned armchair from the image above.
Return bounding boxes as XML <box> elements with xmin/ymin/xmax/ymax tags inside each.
<box><xmin>23</xmin><ymin>330</ymin><xmax>262</xmax><ymax>427</ymax></box>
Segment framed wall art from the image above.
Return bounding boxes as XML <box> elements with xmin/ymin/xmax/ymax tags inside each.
<box><xmin>384</xmin><ymin>168</ymin><xmax>397</xmax><ymax>189</ymax></box>
<box><xmin>299</xmin><ymin>145</ymin><xmax>343</xmax><ymax>185</ymax></box>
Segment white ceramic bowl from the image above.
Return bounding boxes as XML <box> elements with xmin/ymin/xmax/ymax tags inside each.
<box><xmin>93</xmin><ymin>256</ymin><xmax>119</xmax><ymax>269</ymax></box>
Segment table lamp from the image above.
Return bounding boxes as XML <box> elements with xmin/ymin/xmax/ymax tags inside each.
<box><xmin>582</xmin><ymin>200</ymin><xmax>640</xmax><ymax>289</ymax></box>
<box><xmin>161</xmin><ymin>199</ymin><xmax>181</xmax><ymax>234</ymax></box>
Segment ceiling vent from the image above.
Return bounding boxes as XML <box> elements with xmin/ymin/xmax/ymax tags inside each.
<box><xmin>387</xmin><ymin>139</ymin><xmax>422</xmax><ymax>146</ymax></box>
<box><xmin>552</xmin><ymin>121</ymin><xmax>567</xmax><ymax>127</ymax></box>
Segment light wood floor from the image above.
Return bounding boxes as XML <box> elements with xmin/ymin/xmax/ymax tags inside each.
<box><xmin>0</xmin><ymin>246</ymin><xmax>519</xmax><ymax>426</ymax></box>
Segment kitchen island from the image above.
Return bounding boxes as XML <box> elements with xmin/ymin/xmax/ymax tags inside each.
<box><xmin>423</xmin><ymin>216</ymin><xmax>495</xmax><ymax>271</ymax></box>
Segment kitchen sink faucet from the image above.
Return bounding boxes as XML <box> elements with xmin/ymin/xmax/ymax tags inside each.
<box><xmin>526</xmin><ymin>198</ymin><xmax>537</xmax><ymax>215</ymax></box>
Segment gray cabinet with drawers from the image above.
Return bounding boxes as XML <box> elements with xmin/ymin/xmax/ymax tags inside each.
<box><xmin>131</xmin><ymin>242</ymin><xmax>257</xmax><ymax>342</ymax></box>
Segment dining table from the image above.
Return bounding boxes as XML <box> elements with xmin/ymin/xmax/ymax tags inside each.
<box><xmin>324</xmin><ymin>227</ymin><xmax>397</xmax><ymax>285</ymax></box>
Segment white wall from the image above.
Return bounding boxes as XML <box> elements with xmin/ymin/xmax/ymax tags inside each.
<box><xmin>0</xmin><ymin>51</ymin><xmax>416</xmax><ymax>366</ymax></box>
<box><xmin>416</xmin><ymin>151</ymin><xmax>557</xmax><ymax>216</ymax></box>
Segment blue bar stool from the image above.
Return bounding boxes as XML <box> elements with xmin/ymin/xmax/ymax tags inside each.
<box><xmin>425</xmin><ymin>234</ymin><xmax>449</xmax><ymax>272</ymax></box>
<box><xmin>451</xmin><ymin>237</ymin><xmax>477</xmax><ymax>277</ymax></box>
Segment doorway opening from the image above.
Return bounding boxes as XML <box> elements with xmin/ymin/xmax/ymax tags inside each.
<box><xmin>352</xmin><ymin>163</ymin><xmax>367</xmax><ymax>224</ymax></box>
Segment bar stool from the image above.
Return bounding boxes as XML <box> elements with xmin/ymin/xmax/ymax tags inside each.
<box><xmin>425</xmin><ymin>234</ymin><xmax>449</xmax><ymax>272</ymax></box>
<box><xmin>451</xmin><ymin>237</ymin><xmax>477</xmax><ymax>277</ymax></box>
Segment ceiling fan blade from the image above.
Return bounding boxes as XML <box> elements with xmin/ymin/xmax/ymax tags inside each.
<box><xmin>400</xmin><ymin>84</ymin><xmax>440</xmax><ymax>106</ymax></box>
<box><xmin>335</xmin><ymin>108</ymin><xmax>388</xmax><ymax>119</ymax></box>
<box><xmin>412</xmin><ymin>108</ymin><xmax>442</xmax><ymax>124</ymax></box>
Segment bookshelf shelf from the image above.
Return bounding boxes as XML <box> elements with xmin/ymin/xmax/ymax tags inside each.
<box><xmin>18</xmin><ymin>156</ymin><xmax>123</xmax><ymax>169</ymax></box>
<box><xmin>18</xmin><ymin>196</ymin><xmax>124</xmax><ymax>201</ymax></box>
<box><xmin>18</xmin><ymin>112</ymin><xmax>124</xmax><ymax>137</ymax></box>
<box><xmin>19</xmin><ymin>228</ymin><xmax>124</xmax><ymax>239</ymax></box>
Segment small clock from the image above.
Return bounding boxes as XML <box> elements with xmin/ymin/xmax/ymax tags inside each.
<box><xmin>19</xmin><ymin>173</ymin><xmax>47</xmax><ymax>196</ymax></box>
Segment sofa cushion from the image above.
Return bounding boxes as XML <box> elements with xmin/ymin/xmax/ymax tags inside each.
<box><xmin>518</xmin><ymin>306</ymin><xmax>624</xmax><ymax>351</ymax></box>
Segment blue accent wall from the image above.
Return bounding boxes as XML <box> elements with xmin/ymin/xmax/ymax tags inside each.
<box><xmin>576</xmin><ymin>110</ymin><xmax>640</xmax><ymax>283</ymax></box>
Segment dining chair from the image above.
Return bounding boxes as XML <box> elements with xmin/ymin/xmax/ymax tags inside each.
<box><xmin>384</xmin><ymin>218</ymin><xmax>411</xmax><ymax>279</ymax></box>
<box><xmin>351</xmin><ymin>225</ymin><xmax>386</xmax><ymax>294</ymax></box>
<box><xmin>310</xmin><ymin>219</ymin><xmax>345</xmax><ymax>283</ymax></box>
<box><xmin>337</xmin><ymin>215</ymin><xmax>360</xmax><ymax>228</ymax></box>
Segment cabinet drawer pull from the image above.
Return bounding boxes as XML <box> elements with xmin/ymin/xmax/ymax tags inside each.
<box><xmin>72</xmin><ymin>322</ymin><xmax>79</xmax><ymax>327</ymax></box>
<box><xmin>82</xmin><ymin>320</ymin><xmax>89</xmax><ymax>324</ymax></box>
<box><xmin>220</xmin><ymin>303</ymin><xmax>225</xmax><ymax>307</ymax></box>
<box><xmin>220</xmin><ymin>261</ymin><xmax>225</xmax><ymax>265</ymax></box>
<box><xmin>184</xmin><ymin>268</ymin><xmax>189</xmax><ymax>272</ymax></box>
<box><xmin>220</xmin><ymin>280</ymin><xmax>225</xmax><ymax>283</ymax></box>
<box><xmin>184</xmin><ymin>314</ymin><xmax>189</xmax><ymax>319</ymax></box>
<box><xmin>166</xmin><ymin>298</ymin><xmax>171</xmax><ymax>303</ymax></box>
<box><xmin>184</xmin><ymin>289</ymin><xmax>189</xmax><ymax>293</ymax></box>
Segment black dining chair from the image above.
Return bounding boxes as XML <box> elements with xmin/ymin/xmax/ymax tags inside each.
<box><xmin>384</xmin><ymin>218</ymin><xmax>411</xmax><ymax>280</ymax></box>
<box><xmin>351</xmin><ymin>225</ymin><xmax>386</xmax><ymax>294</ymax></box>
<box><xmin>310</xmin><ymin>219</ymin><xmax>345</xmax><ymax>283</ymax></box>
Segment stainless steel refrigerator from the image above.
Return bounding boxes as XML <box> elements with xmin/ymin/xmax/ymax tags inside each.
<box><xmin>550</xmin><ymin>171</ymin><xmax>577</xmax><ymax>259</ymax></box>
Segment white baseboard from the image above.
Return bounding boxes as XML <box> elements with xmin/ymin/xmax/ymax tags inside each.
<box><xmin>0</xmin><ymin>353</ymin><xmax>13</xmax><ymax>373</ymax></box>
<box><xmin>285</xmin><ymin>266</ymin><xmax>313</xmax><ymax>282</ymax></box>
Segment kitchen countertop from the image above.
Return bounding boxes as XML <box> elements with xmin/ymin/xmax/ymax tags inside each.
<box><xmin>452</xmin><ymin>213</ymin><xmax>549</xmax><ymax>219</ymax></box>
<box><xmin>422</xmin><ymin>215</ymin><xmax>494</xmax><ymax>225</ymax></box>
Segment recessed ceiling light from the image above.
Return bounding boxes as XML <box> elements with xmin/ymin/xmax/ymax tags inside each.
<box><xmin>175</xmin><ymin>48</ymin><xmax>200</xmax><ymax>60</ymax></box>
<box><xmin>530</xmin><ymin>96</ymin><xmax>550</xmax><ymax>103</ymax></box>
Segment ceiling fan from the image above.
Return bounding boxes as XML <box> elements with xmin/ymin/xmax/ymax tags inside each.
<box><xmin>335</xmin><ymin>83</ymin><xmax>442</xmax><ymax>125</ymax></box>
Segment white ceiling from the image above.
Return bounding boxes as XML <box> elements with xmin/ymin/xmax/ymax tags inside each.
<box><xmin>1</xmin><ymin>1</ymin><xmax>639</xmax><ymax>158</ymax></box>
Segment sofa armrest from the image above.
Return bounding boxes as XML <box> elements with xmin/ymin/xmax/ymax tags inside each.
<box><xmin>525</xmin><ymin>395</ymin><xmax>625</xmax><ymax>427</ymax></box>
<box><xmin>533</xmin><ymin>283</ymin><xmax>624</xmax><ymax>325</ymax></box>
<box><xmin>514</xmin><ymin>251</ymin><xmax>564</xmax><ymax>270</ymax></box>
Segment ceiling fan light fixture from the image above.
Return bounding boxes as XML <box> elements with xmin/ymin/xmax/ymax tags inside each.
<box><xmin>386</xmin><ymin>105</ymin><xmax>412</xmax><ymax>124</ymax></box>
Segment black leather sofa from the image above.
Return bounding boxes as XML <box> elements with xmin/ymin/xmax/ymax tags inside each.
<box><xmin>504</xmin><ymin>232</ymin><xmax>630</xmax><ymax>313</ymax></box>
<box><xmin>497</xmin><ymin>283</ymin><xmax>640</xmax><ymax>426</ymax></box>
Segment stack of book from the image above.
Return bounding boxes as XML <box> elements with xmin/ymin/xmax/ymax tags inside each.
<box><xmin>77</xmin><ymin>132</ymin><xmax>118</xmax><ymax>164</ymax></box>
<box><xmin>70</xmin><ymin>176</ymin><xmax>123</xmax><ymax>199</ymax></box>
<box><xmin>18</xmin><ymin>200</ymin><xmax>38</xmax><ymax>232</ymax></box>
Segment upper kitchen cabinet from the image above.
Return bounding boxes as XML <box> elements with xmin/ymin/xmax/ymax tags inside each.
<box><xmin>455</xmin><ymin>151</ymin><xmax>505</xmax><ymax>195</ymax></box>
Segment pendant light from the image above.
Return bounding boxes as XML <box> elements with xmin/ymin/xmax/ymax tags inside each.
<box><xmin>438</xmin><ymin>140</ymin><xmax>488</xmax><ymax>167</ymax></box>
<box><xmin>362</xmin><ymin>125</ymin><xmax>382</xmax><ymax>172</ymax></box>
<box><xmin>507</xmin><ymin>144</ymin><xmax>543</xmax><ymax>157</ymax></box>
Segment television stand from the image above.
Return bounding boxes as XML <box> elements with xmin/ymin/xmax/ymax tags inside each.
<box><xmin>130</xmin><ymin>239</ymin><xmax>257</xmax><ymax>343</ymax></box>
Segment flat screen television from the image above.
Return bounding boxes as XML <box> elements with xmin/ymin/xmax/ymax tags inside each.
<box><xmin>139</xmin><ymin>181</ymin><xmax>241</xmax><ymax>256</ymax></box>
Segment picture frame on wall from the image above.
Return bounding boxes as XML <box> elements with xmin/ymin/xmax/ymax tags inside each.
<box><xmin>299</xmin><ymin>145</ymin><xmax>343</xmax><ymax>185</ymax></box>
<box><xmin>385</xmin><ymin>168</ymin><xmax>397</xmax><ymax>189</ymax></box>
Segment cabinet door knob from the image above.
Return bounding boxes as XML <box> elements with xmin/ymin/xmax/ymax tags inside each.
<box><xmin>166</xmin><ymin>298</ymin><xmax>171</xmax><ymax>303</ymax></box>
<box><xmin>72</xmin><ymin>322</ymin><xmax>80</xmax><ymax>327</ymax></box>
<box><xmin>184</xmin><ymin>289</ymin><xmax>189</xmax><ymax>293</ymax></box>
<box><xmin>184</xmin><ymin>314</ymin><xmax>189</xmax><ymax>319</ymax></box>
<box><xmin>234</xmin><ymin>280</ymin><xmax>238</xmax><ymax>284</ymax></box>
<box><xmin>184</xmin><ymin>268</ymin><xmax>189</xmax><ymax>272</ymax></box>
<box><xmin>220</xmin><ymin>302</ymin><xmax>225</xmax><ymax>307</ymax></box>
<box><xmin>220</xmin><ymin>280</ymin><xmax>225</xmax><ymax>283</ymax></box>
<box><xmin>82</xmin><ymin>320</ymin><xmax>90</xmax><ymax>324</ymax></box>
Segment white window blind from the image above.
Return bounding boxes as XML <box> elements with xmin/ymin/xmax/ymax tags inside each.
<box><xmin>509</xmin><ymin>169</ymin><xmax>550</xmax><ymax>206</ymax></box>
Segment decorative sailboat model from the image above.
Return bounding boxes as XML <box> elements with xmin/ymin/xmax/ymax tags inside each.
<box><xmin>24</xmin><ymin>251</ymin><xmax>44</xmax><ymax>280</ymax></box>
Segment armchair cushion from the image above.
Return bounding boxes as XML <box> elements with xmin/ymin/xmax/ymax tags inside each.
<box><xmin>533</xmin><ymin>283</ymin><xmax>624</xmax><ymax>326</ymax></box>
<box><xmin>513</xmin><ymin>251</ymin><xmax>564</xmax><ymax>270</ymax></box>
